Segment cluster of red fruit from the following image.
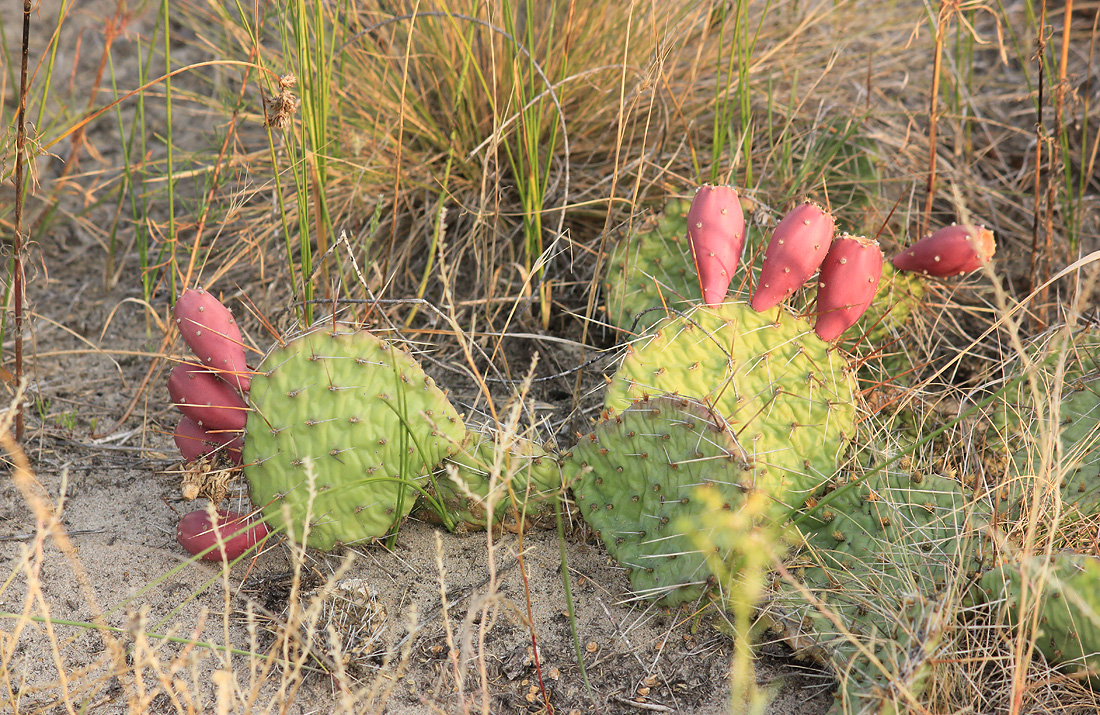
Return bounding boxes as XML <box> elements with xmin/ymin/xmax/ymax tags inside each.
<box><xmin>167</xmin><ymin>289</ymin><xmax>266</xmax><ymax>562</ymax></box>
<box><xmin>167</xmin><ymin>289</ymin><xmax>251</xmax><ymax>464</ymax></box>
<box><xmin>686</xmin><ymin>185</ymin><xmax>997</xmax><ymax>341</ymax></box>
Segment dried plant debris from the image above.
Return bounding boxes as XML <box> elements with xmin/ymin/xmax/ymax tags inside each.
<box><xmin>178</xmin><ymin>457</ymin><xmax>236</xmax><ymax>504</ymax></box>
<box><xmin>265</xmin><ymin>73</ymin><xmax>300</xmax><ymax>130</ymax></box>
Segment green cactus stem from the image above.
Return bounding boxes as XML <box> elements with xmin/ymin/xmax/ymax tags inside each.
<box><xmin>981</xmin><ymin>552</ymin><xmax>1100</xmax><ymax>680</ymax></box>
<box><xmin>243</xmin><ymin>326</ymin><xmax>466</xmax><ymax>550</ymax></box>
<box><xmin>602</xmin><ymin>198</ymin><xmax>696</xmax><ymax>335</ymax></box>
<box><xmin>986</xmin><ymin>326</ymin><xmax>1100</xmax><ymax>530</ymax></box>
<box><xmin>423</xmin><ymin>429</ymin><xmax>561</xmax><ymax>532</ymax></box>
<box><xmin>562</xmin><ymin>395</ymin><xmax>758</xmax><ymax>605</ymax></box>
<box><xmin>605</xmin><ymin>301</ymin><xmax>856</xmax><ymax>514</ymax></box>
<box><xmin>771</xmin><ymin>466</ymin><xmax>990</xmax><ymax>714</ymax></box>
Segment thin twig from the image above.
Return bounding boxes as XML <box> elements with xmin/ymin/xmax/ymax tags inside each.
<box><xmin>921</xmin><ymin>3</ymin><xmax>948</xmax><ymax>241</ymax></box>
<box><xmin>1029</xmin><ymin>1</ymin><xmax>1050</xmax><ymax>330</ymax></box>
<box><xmin>12</xmin><ymin>0</ymin><xmax>32</xmax><ymax>440</ymax></box>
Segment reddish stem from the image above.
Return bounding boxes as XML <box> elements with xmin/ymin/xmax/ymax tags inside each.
<box><xmin>12</xmin><ymin>0</ymin><xmax>31</xmax><ymax>440</ymax></box>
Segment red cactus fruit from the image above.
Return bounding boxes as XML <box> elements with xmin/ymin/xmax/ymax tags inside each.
<box><xmin>176</xmin><ymin>509</ymin><xmax>269</xmax><ymax>562</ymax></box>
<box><xmin>173</xmin><ymin>289</ymin><xmax>251</xmax><ymax>392</ymax></box>
<box><xmin>814</xmin><ymin>234</ymin><xmax>884</xmax><ymax>342</ymax></box>
<box><xmin>168</xmin><ymin>362</ymin><xmax>249</xmax><ymax>431</ymax></box>
<box><xmin>751</xmin><ymin>201</ymin><xmax>835</xmax><ymax>312</ymax></box>
<box><xmin>173</xmin><ymin>415</ymin><xmax>243</xmax><ymax>464</ymax></box>
<box><xmin>687</xmin><ymin>185</ymin><xmax>746</xmax><ymax>305</ymax></box>
<box><xmin>891</xmin><ymin>224</ymin><xmax>996</xmax><ymax>277</ymax></box>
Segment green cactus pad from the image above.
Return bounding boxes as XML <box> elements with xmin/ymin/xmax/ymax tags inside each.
<box><xmin>987</xmin><ymin>327</ymin><xmax>1100</xmax><ymax>527</ymax></box>
<box><xmin>770</xmin><ymin>467</ymin><xmax>990</xmax><ymax>713</ymax></box>
<box><xmin>602</xmin><ymin>198</ymin><xmax>696</xmax><ymax>334</ymax></box>
<box><xmin>981</xmin><ymin>552</ymin><xmax>1100</xmax><ymax>678</ymax></box>
<box><xmin>605</xmin><ymin>302</ymin><xmax>856</xmax><ymax>512</ymax></box>
<box><xmin>425</xmin><ymin>430</ymin><xmax>561</xmax><ymax>531</ymax></box>
<box><xmin>243</xmin><ymin>327</ymin><xmax>466</xmax><ymax>550</ymax></box>
<box><xmin>564</xmin><ymin>395</ymin><xmax>757</xmax><ymax>605</ymax></box>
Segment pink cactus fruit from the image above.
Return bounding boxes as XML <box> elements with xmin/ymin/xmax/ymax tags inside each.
<box><xmin>814</xmin><ymin>234</ymin><xmax>884</xmax><ymax>342</ymax></box>
<box><xmin>751</xmin><ymin>201</ymin><xmax>835</xmax><ymax>312</ymax></box>
<box><xmin>176</xmin><ymin>509</ymin><xmax>269</xmax><ymax>562</ymax></box>
<box><xmin>686</xmin><ymin>185</ymin><xmax>746</xmax><ymax>306</ymax></box>
<box><xmin>173</xmin><ymin>415</ymin><xmax>243</xmax><ymax>464</ymax></box>
<box><xmin>173</xmin><ymin>289</ymin><xmax>251</xmax><ymax>392</ymax></box>
<box><xmin>168</xmin><ymin>362</ymin><xmax>249</xmax><ymax>431</ymax></box>
<box><xmin>891</xmin><ymin>223</ymin><xmax>996</xmax><ymax>277</ymax></box>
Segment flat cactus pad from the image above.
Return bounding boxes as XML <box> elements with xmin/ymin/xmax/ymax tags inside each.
<box><xmin>243</xmin><ymin>327</ymin><xmax>465</xmax><ymax>550</ymax></box>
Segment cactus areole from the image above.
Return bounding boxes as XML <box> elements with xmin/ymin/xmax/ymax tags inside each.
<box><xmin>814</xmin><ymin>234</ymin><xmax>884</xmax><ymax>342</ymax></box>
<box><xmin>751</xmin><ymin>201</ymin><xmax>835</xmax><ymax>312</ymax></box>
<box><xmin>686</xmin><ymin>185</ymin><xmax>746</xmax><ymax>305</ymax></box>
<box><xmin>891</xmin><ymin>224</ymin><xmax>995</xmax><ymax>277</ymax></box>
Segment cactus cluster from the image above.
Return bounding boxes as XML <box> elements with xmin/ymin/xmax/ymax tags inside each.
<box><xmin>770</xmin><ymin>466</ymin><xmax>991</xmax><ymax>712</ymax></box>
<box><xmin>162</xmin><ymin>181</ymin><xmax>1049</xmax><ymax>714</ymax></box>
<box><xmin>604</xmin><ymin>189</ymin><xmax>973</xmax><ymax>349</ymax></box>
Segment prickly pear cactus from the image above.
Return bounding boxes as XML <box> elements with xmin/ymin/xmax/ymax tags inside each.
<box><xmin>605</xmin><ymin>301</ymin><xmax>856</xmax><ymax>513</ymax></box>
<box><xmin>602</xmin><ymin>198</ymin><xmax>696</xmax><ymax>334</ymax></box>
<box><xmin>986</xmin><ymin>326</ymin><xmax>1100</xmax><ymax>528</ymax></box>
<box><xmin>771</xmin><ymin>466</ymin><xmax>990</xmax><ymax>714</ymax></box>
<box><xmin>243</xmin><ymin>327</ymin><xmax>466</xmax><ymax>550</ymax></box>
<box><xmin>562</xmin><ymin>395</ymin><xmax>758</xmax><ymax>605</ymax></box>
<box><xmin>425</xmin><ymin>430</ymin><xmax>561</xmax><ymax>531</ymax></box>
<box><xmin>981</xmin><ymin>552</ymin><xmax>1100</xmax><ymax>679</ymax></box>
